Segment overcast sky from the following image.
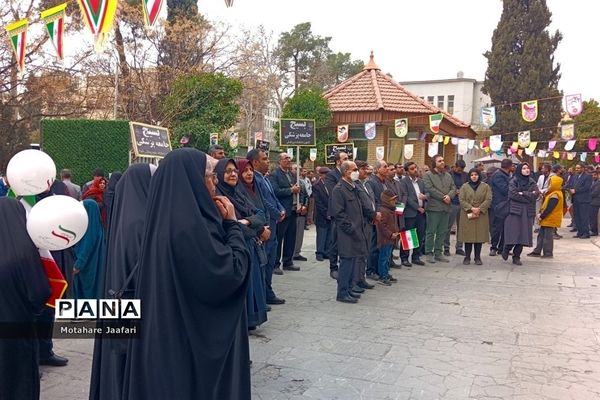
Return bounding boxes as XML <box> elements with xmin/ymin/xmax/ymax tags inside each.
<box><xmin>198</xmin><ymin>0</ymin><xmax>597</xmax><ymax>102</ymax></box>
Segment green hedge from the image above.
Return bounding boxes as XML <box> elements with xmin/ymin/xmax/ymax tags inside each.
<box><xmin>41</xmin><ymin>119</ymin><xmax>130</xmax><ymax>185</ymax></box>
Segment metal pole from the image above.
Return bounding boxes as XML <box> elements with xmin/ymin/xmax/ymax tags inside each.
<box><xmin>296</xmin><ymin>145</ymin><xmax>300</xmax><ymax>210</ymax></box>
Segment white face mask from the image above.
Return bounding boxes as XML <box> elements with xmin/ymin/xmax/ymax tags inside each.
<box><xmin>350</xmin><ymin>171</ymin><xmax>360</xmax><ymax>181</ymax></box>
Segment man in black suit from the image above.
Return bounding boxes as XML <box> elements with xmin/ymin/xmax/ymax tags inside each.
<box><xmin>400</xmin><ymin>161</ymin><xmax>427</xmax><ymax>265</ymax></box>
<box><xmin>313</xmin><ymin>167</ymin><xmax>331</xmax><ymax>261</ymax></box>
<box><xmin>325</xmin><ymin>151</ymin><xmax>349</xmax><ymax>279</ymax></box>
<box><xmin>570</xmin><ymin>162</ymin><xmax>593</xmax><ymax>238</ymax></box>
<box><xmin>269</xmin><ymin>153</ymin><xmax>301</xmax><ymax>272</ymax></box>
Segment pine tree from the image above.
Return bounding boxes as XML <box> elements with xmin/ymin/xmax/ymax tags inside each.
<box><xmin>483</xmin><ymin>0</ymin><xmax>562</xmax><ymax>144</ymax></box>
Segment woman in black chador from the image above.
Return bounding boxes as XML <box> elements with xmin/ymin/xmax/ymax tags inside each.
<box><xmin>215</xmin><ymin>158</ymin><xmax>268</xmax><ymax>330</ymax></box>
<box><xmin>89</xmin><ymin>164</ymin><xmax>153</xmax><ymax>400</ymax></box>
<box><xmin>122</xmin><ymin>148</ymin><xmax>251</xmax><ymax>400</ymax></box>
<box><xmin>0</xmin><ymin>197</ymin><xmax>51</xmax><ymax>400</ymax></box>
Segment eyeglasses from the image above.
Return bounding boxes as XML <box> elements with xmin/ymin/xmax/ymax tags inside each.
<box><xmin>224</xmin><ymin>169</ymin><xmax>238</xmax><ymax>175</ymax></box>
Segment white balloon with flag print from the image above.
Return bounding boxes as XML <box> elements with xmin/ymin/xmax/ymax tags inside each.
<box><xmin>6</xmin><ymin>149</ymin><xmax>56</xmax><ymax>195</ymax></box>
<box><xmin>26</xmin><ymin>195</ymin><xmax>89</xmax><ymax>251</ymax></box>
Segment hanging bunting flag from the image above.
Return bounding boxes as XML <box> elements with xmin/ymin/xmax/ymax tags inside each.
<box><xmin>565</xmin><ymin>94</ymin><xmax>583</xmax><ymax>117</ymax></box>
<box><xmin>560</xmin><ymin>152</ymin><xmax>567</xmax><ymax>160</ymax></box>
<box><xmin>364</xmin><ymin>122</ymin><xmax>376</xmax><ymax>140</ymax></box>
<box><xmin>489</xmin><ymin>135</ymin><xmax>503</xmax><ymax>152</ymax></box>
<box><xmin>376</xmin><ymin>146</ymin><xmax>385</xmax><ymax>161</ymax></box>
<box><xmin>457</xmin><ymin>139</ymin><xmax>469</xmax><ymax>156</ymax></box>
<box><xmin>564</xmin><ymin>140</ymin><xmax>576</xmax><ymax>151</ymax></box>
<box><xmin>287</xmin><ymin>148</ymin><xmax>294</xmax><ymax>160</ymax></box>
<box><xmin>429</xmin><ymin>113</ymin><xmax>443</xmax><ymax>134</ymax></box>
<box><xmin>468</xmin><ymin>139</ymin><xmax>475</xmax><ymax>150</ymax></box>
<box><xmin>481</xmin><ymin>139</ymin><xmax>490</xmax><ymax>148</ymax></box>
<box><xmin>352</xmin><ymin>147</ymin><xmax>358</xmax><ymax>160</ymax></box>
<box><xmin>443</xmin><ymin>136</ymin><xmax>450</xmax><ymax>145</ymax></box>
<box><xmin>142</xmin><ymin>0</ymin><xmax>165</xmax><ymax>27</ymax></box>
<box><xmin>511</xmin><ymin>142</ymin><xmax>519</xmax><ymax>152</ymax></box>
<box><xmin>548</xmin><ymin>140</ymin><xmax>557</xmax><ymax>151</ymax></box>
<box><xmin>5</xmin><ymin>19</ymin><xmax>28</xmax><ymax>75</ymax></box>
<box><xmin>309</xmin><ymin>148</ymin><xmax>317</xmax><ymax>161</ymax></box>
<box><xmin>517</xmin><ymin>131</ymin><xmax>531</xmax><ymax>148</ymax></box>
<box><xmin>76</xmin><ymin>0</ymin><xmax>119</xmax><ymax>52</ymax></box>
<box><xmin>538</xmin><ymin>150</ymin><xmax>547</xmax><ymax>158</ymax></box>
<box><xmin>41</xmin><ymin>3</ymin><xmax>67</xmax><ymax>60</ymax></box>
<box><xmin>595</xmin><ymin>154</ymin><xmax>600</xmax><ymax>163</ymax></box>
<box><xmin>521</xmin><ymin>100</ymin><xmax>538</xmax><ymax>122</ymax></box>
<box><xmin>561</xmin><ymin>124</ymin><xmax>575</xmax><ymax>141</ymax></box>
<box><xmin>404</xmin><ymin>144</ymin><xmax>414</xmax><ymax>160</ymax></box>
<box><xmin>438</xmin><ymin>135</ymin><xmax>444</xmax><ymax>143</ymax></box>
<box><xmin>337</xmin><ymin>125</ymin><xmax>348</xmax><ymax>142</ymax></box>
<box><xmin>394</xmin><ymin>118</ymin><xmax>408</xmax><ymax>137</ymax></box>
<box><xmin>580</xmin><ymin>152</ymin><xmax>588</xmax><ymax>162</ymax></box>
<box><xmin>587</xmin><ymin>138</ymin><xmax>598</xmax><ymax>151</ymax></box>
<box><xmin>451</xmin><ymin>137</ymin><xmax>459</xmax><ymax>145</ymax></box>
<box><xmin>567</xmin><ymin>152</ymin><xmax>576</xmax><ymax>161</ymax></box>
<box><xmin>480</xmin><ymin>107</ymin><xmax>496</xmax><ymax>128</ymax></box>
<box><xmin>428</xmin><ymin>142</ymin><xmax>439</xmax><ymax>157</ymax></box>
<box><xmin>431</xmin><ymin>134</ymin><xmax>439</xmax><ymax>143</ymax></box>
<box><xmin>527</xmin><ymin>142</ymin><xmax>538</xmax><ymax>152</ymax></box>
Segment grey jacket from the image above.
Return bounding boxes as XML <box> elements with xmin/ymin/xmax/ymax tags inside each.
<box><xmin>423</xmin><ymin>170</ymin><xmax>456</xmax><ymax>212</ymax></box>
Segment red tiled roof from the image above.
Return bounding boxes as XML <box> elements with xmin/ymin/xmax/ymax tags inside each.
<box><xmin>323</xmin><ymin>53</ymin><xmax>470</xmax><ymax>129</ymax></box>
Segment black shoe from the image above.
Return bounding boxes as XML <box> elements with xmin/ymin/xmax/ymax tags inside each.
<box><xmin>336</xmin><ymin>295</ymin><xmax>358</xmax><ymax>304</ymax></box>
<box><xmin>541</xmin><ymin>254</ymin><xmax>553</xmax><ymax>258</ymax></box>
<box><xmin>389</xmin><ymin>261</ymin><xmax>402</xmax><ymax>269</ymax></box>
<box><xmin>292</xmin><ymin>255</ymin><xmax>308</xmax><ymax>261</ymax></box>
<box><xmin>462</xmin><ymin>257</ymin><xmax>470</xmax><ymax>265</ymax></box>
<box><xmin>316</xmin><ymin>254</ymin><xmax>324</xmax><ymax>261</ymax></box>
<box><xmin>348</xmin><ymin>291</ymin><xmax>361</xmax><ymax>299</ymax></box>
<box><xmin>366</xmin><ymin>272</ymin><xmax>379</xmax><ymax>281</ymax></box>
<box><xmin>513</xmin><ymin>258</ymin><xmax>522</xmax><ymax>266</ymax></box>
<box><xmin>569</xmin><ymin>228</ymin><xmax>578</xmax><ymax>232</ymax></box>
<box><xmin>357</xmin><ymin>281</ymin><xmax>375</xmax><ymax>289</ymax></box>
<box><xmin>387</xmin><ymin>275</ymin><xmax>398</xmax><ymax>283</ymax></box>
<box><xmin>39</xmin><ymin>354</ymin><xmax>68</xmax><ymax>367</ymax></box>
<box><xmin>351</xmin><ymin>286</ymin><xmax>365</xmax><ymax>294</ymax></box>
<box><xmin>527</xmin><ymin>252</ymin><xmax>541</xmax><ymax>257</ymax></box>
<box><xmin>455</xmin><ymin>249</ymin><xmax>465</xmax><ymax>256</ymax></box>
<box><xmin>401</xmin><ymin>260</ymin><xmax>412</xmax><ymax>267</ymax></box>
<box><xmin>330</xmin><ymin>270</ymin><xmax>338</xmax><ymax>280</ymax></box>
<box><xmin>266</xmin><ymin>305</ymin><xmax>272</xmax><ymax>312</ymax></box>
<box><xmin>377</xmin><ymin>278</ymin><xmax>392</xmax><ymax>286</ymax></box>
<box><xmin>501</xmin><ymin>248</ymin><xmax>509</xmax><ymax>261</ymax></box>
<box><xmin>591</xmin><ymin>233</ymin><xmax>598</xmax><ymax>237</ymax></box>
<box><xmin>573</xmin><ymin>235</ymin><xmax>582</xmax><ymax>238</ymax></box>
<box><xmin>443</xmin><ymin>250</ymin><xmax>451</xmax><ymax>256</ymax></box>
<box><xmin>412</xmin><ymin>259</ymin><xmax>425</xmax><ymax>266</ymax></box>
<box><xmin>273</xmin><ymin>267</ymin><xmax>283</xmax><ymax>275</ymax></box>
<box><xmin>283</xmin><ymin>264</ymin><xmax>300</xmax><ymax>271</ymax></box>
<box><xmin>489</xmin><ymin>249</ymin><xmax>497</xmax><ymax>256</ymax></box>
<box><xmin>323</xmin><ymin>255</ymin><xmax>330</xmax><ymax>259</ymax></box>
<box><xmin>266</xmin><ymin>297</ymin><xmax>285</xmax><ymax>305</ymax></box>
<box><xmin>474</xmin><ymin>259</ymin><xmax>483</xmax><ymax>265</ymax></box>
<box><xmin>580</xmin><ymin>235</ymin><xmax>590</xmax><ymax>239</ymax></box>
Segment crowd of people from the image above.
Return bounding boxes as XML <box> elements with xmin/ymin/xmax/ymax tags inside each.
<box><xmin>2</xmin><ymin>144</ymin><xmax>600</xmax><ymax>400</ymax></box>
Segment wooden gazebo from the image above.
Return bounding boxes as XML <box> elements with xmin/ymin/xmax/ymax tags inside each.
<box><xmin>323</xmin><ymin>52</ymin><xmax>477</xmax><ymax>165</ymax></box>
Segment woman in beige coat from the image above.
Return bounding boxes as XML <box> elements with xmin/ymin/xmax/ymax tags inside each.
<box><xmin>458</xmin><ymin>168</ymin><xmax>493</xmax><ymax>265</ymax></box>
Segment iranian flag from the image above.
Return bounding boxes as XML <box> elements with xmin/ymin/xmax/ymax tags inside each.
<box><xmin>5</xmin><ymin>19</ymin><xmax>28</xmax><ymax>74</ymax></box>
<box><xmin>41</xmin><ymin>3</ymin><xmax>67</xmax><ymax>60</ymax></box>
<box><xmin>142</xmin><ymin>0</ymin><xmax>165</xmax><ymax>28</ymax></box>
<box><xmin>429</xmin><ymin>113</ymin><xmax>443</xmax><ymax>134</ymax></box>
<box><xmin>399</xmin><ymin>228</ymin><xmax>419</xmax><ymax>250</ymax></box>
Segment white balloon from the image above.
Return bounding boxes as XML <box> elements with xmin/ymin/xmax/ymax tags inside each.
<box><xmin>27</xmin><ymin>196</ymin><xmax>88</xmax><ymax>251</ymax></box>
<box><xmin>6</xmin><ymin>149</ymin><xmax>56</xmax><ymax>195</ymax></box>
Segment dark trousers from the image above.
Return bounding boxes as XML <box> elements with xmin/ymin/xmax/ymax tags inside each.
<box><xmin>490</xmin><ymin>213</ymin><xmax>506</xmax><ymax>251</ymax></box>
<box><xmin>337</xmin><ymin>257</ymin><xmax>357</xmax><ymax>298</ymax></box>
<box><xmin>464</xmin><ymin>243</ymin><xmax>482</xmax><ymax>260</ymax></box>
<box><xmin>37</xmin><ymin>306</ymin><xmax>55</xmax><ymax>359</ymax></box>
<box><xmin>401</xmin><ymin>213</ymin><xmax>426</xmax><ymax>261</ymax></box>
<box><xmin>591</xmin><ymin>206</ymin><xmax>599</xmax><ymax>234</ymax></box>
<box><xmin>533</xmin><ymin>226</ymin><xmax>554</xmax><ymax>255</ymax></box>
<box><xmin>574</xmin><ymin>200</ymin><xmax>591</xmax><ymax>236</ymax></box>
<box><xmin>504</xmin><ymin>244</ymin><xmax>523</xmax><ymax>259</ymax></box>
<box><xmin>315</xmin><ymin>222</ymin><xmax>331</xmax><ymax>257</ymax></box>
<box><xmin>352</xmin><ymin>257</ymin><xmax>367</xmax><ymax>287</ymax></box>
<box><xmin>276</xmin><ymin>212</ymin><xmax>297</xmax><ymax>268</ymax></box>
<box><xmin>264</xmin><ymin>233</ymin><xmax>278</xmax><ymax>301</ymax></box>
<box><xmin>328</xmin><ymin>221</ymin><xmax>339</xmax><ymax>271</ymax></box>
<box><xmin>367</xmin><ymin>226</ymin><xmax>379</xmax><ymax>275</ymax></box>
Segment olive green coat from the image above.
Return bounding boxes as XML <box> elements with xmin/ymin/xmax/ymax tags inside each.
<box><xmin>457</xmin><ymin>182</ymin><xmax>493</xmax><ymax>244</ymax></box>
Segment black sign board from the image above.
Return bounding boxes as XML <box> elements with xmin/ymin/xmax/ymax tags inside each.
<box><xmin>255</xmin><ymin>139</ymin><xmax>270</xmax><ymax>155</ymax></box>
<box><xmin>279</xmin><ymin>119</ymin><xmax>316</xmax><ymax>146</ymax></box>
<box><xmin>130</xmin><ymin>122</ymin><xmax>172</xmax><ymax>158</ymax></box>
<box><xmin>325</xmin><ymin>143</ymin><xmax>355</xmax><ymax>165</ymax></box>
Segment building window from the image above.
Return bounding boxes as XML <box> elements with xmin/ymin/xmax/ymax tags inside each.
<box><xmin>427</xmin><ymin>96</ymin><xmax>434</xmax><ymax>104</ymax></box>
<box><xmin>447</xmin><ymin>95</ymin><xmax>455</xmax><ymax>114</ymax></box>
<box><xmin>437</xmin><ymin>96</ymin><xmax>444</xmax><ymax>110</ymax></box>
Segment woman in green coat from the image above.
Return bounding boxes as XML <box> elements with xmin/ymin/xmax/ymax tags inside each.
<box><xmin>458</xmin><ymin>168</ymin><xmax>492</xmax><ymax>265</ymax></box>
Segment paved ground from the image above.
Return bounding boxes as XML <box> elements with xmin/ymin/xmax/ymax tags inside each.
<box><xmin>41</xmin><ymin>223</ymin><xmax>600</xmax><ymax>400</ymax></box>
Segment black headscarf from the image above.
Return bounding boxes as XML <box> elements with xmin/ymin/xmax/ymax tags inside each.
<box><xmin>90</xmin><ymin>164</ymin><xmax>152</xmax><ymax>400</ymax></box>
<box><xmin>122</xmin><ymin>148</ymin><xmax>251</xmax><ymax>400</ymax></box>
<box><xmin>0</xmin><ymin>197</ymin><xmax>51</xmax><ymax>399</ymax></box>
<box><xmin>104</xmin><ymin>171</ymin><xmax>122</xmax><ymax>225</ymax></box>
<box><xmin>514</xmin><ymin>163</ymin><xmax>533</xmax><ymax>190</ymax></box>
<box><xmin>215</xmin><ymin>158</ymin><xmax>256</xmax><ymax>219</ymax></box>
<box><xmin>467</xmin><ymin>168</ymin><xmax>482</xmax><ymax>191</ymax></box>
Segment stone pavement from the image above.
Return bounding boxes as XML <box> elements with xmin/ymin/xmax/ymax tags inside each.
<box><xmin>41</xmin><ymin>224</ymin><xmax>600</xmax><ymax>400</ymax></box>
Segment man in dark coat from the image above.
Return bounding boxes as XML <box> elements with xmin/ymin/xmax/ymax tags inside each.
<box><xmin>400</xmin><ymin>161</ymin><xmax>427</xmax><ymax>266</ymax></box>
<box><xmin>365</xmin><ymin>160</ymin><xmax>389</xmax><ymax>278</ymax></box>
<box><xmin>269</xmin><ymin>153</ymin><xmax>301</xmax><ymax>272</ymax></box>
<box><xmin>590</xmin><ymin>170</ymin><xmax>600</xmax><ymax>236</ymax></box>
<box><xmin>325</xmin><ymin>151</ymin><xmax>349</xmax><ymax>279</ymax></box>
<box><xmin>313</xmin><ymin>167</ymin><xmax>331</xmax><ymax>261</ymax></box>
<box><xmin>330</xmin><ymin>161</ymin><xmax>368</xmax><ymax>304</ymax></box>
<box><xmin>247</xmin><ymin>149</ymin><xmax>286</xmax><ymax>305</ymax></box>
<box><xmin>570</xmin><ymin>162</ymin><xmax>593</xmax><ymax>238</ymax></box>
<box><xmin>489</xmin><ymin>159</ymin><xmax>513</xmax><ymax>256</ymax></box>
